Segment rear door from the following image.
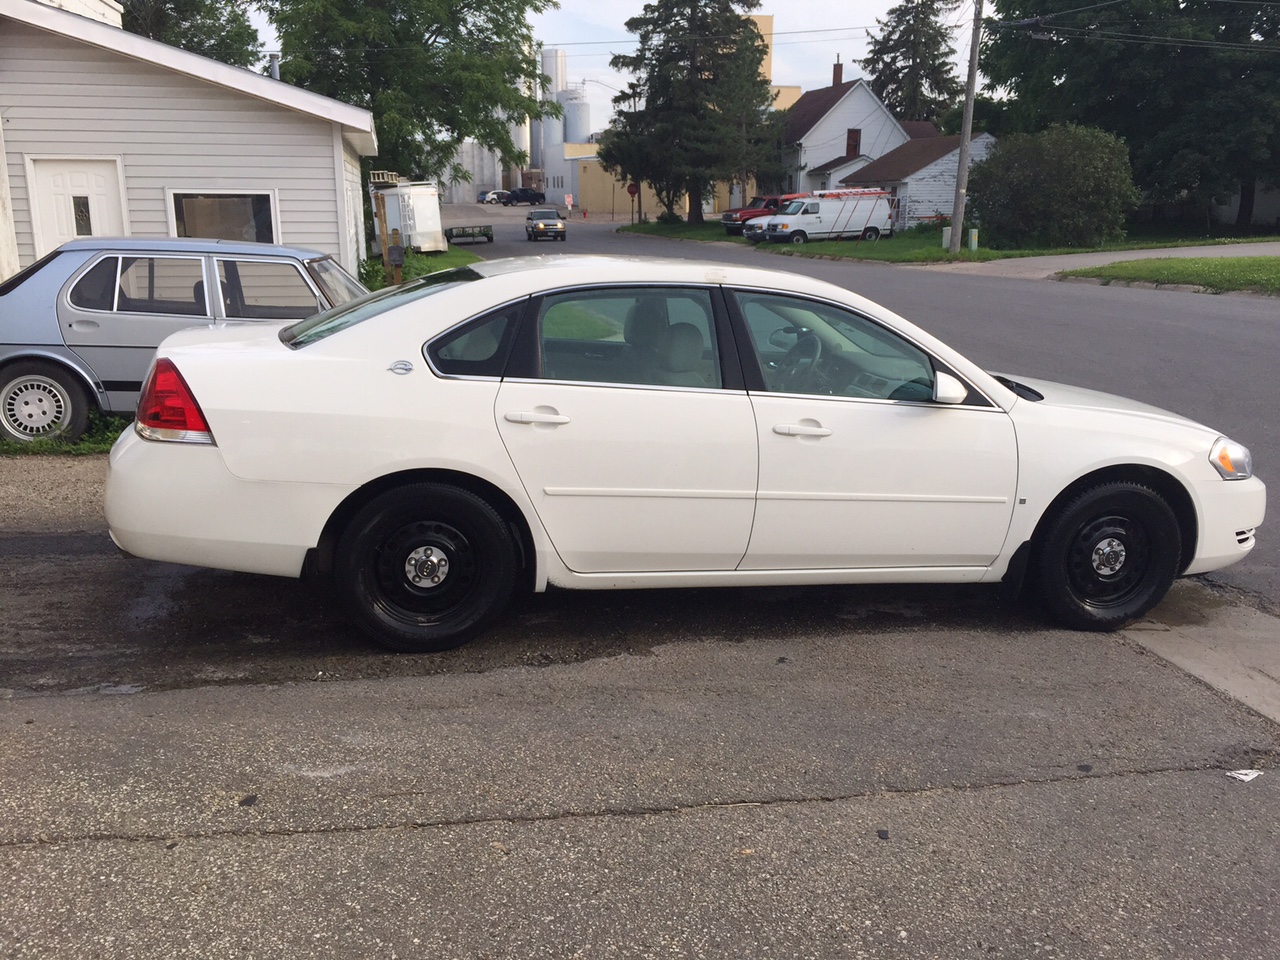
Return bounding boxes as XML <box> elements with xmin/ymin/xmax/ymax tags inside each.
<box><xmin>60</xmin><ymin>254</ymin><xmax>212</xmax><ymax>408</ymax></box>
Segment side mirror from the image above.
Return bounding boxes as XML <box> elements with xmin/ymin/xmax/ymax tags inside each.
<box><xmin>933</xmin><ymin>371</ymin><xmax>969</xmax><ymax>405</ymax></box>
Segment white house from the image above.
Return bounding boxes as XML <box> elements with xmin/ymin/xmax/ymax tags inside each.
<box><xmin>840</xmin><ymin>133</ymin><xmax>997</xmax><ymax>231</ymax></box>
<box><xmin>0</xmin><ymin>0</ymin><xmax>377</xmax><ymax>279</ymax></box>
<box><xmin>782</xmin><ymin>62</ymin><xmax>913</xmax><ymax>194</ymax></box>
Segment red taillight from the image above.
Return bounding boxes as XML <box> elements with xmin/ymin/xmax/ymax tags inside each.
<box><xmin>136</xmin><ymin>358</ymin><xmax>214</xmax><ymax>443</ymax></box>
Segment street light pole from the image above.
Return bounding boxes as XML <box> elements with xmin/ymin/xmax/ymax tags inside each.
<box><xmin>949</xmin><ymin>0</ymin><xmax>984</xmax><ymax>255</ymax></box>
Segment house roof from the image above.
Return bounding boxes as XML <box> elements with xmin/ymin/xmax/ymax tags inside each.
<box><xmin>783</xmin><ymin>79</ymin><xmax>859</xmax><ymax>144</ymax></box>
<box><xmin>810</xmin><ymin>153</ymin><xmax>868</xmax><ymax>174</ymax></box>
<box><xmin>839</xmin><ymin>135</ymin><xmax>965</xmax><ymax>185</ymax></box>
<box><xmin>901</xmin><ymin>121</ymin><xmax>942</xmax><ymax>139</ymax></box>
<box><xmin>1</xmin><ymin>0</ymin><xmax>377</xmax><ymax>155</ymax></box>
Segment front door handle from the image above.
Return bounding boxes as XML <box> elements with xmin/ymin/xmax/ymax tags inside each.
<box><xmin>773</xmin><ymin>423</ymin><xmax>831</xmax><ymax>437</ymax></box>
<box><xmin>505</xmin><ymin>411</ymin><xmax>571</xmax><ymax>425</ymax></box>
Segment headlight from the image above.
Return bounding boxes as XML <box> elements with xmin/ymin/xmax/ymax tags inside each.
<box><xmin>1210</xmin><ymin>437</ymin><xmax>1253</xmax><ymax>479</ymax></box>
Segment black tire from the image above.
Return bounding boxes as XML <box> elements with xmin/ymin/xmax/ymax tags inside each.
<box><xmin>559</xmin><ymin>234</ymin><xmax>566</xmax><ymax>241</ymax></box>
<box><xmin>861</xmin><ymin>227</ymin><xmax>881</xmax><ymax>241</ymax></box>
<box><xmin>335</xmin><ymin>484</ymin><xmax>520</xmax><ymax>652</ymax></box>
<box><xmin>1035</xmin><ymin>482</ymin><xmax>1182</xmax><ymax>631</ymax></box>
<box><xmin>789</xmin><ymin>232</ymin><xmax>807</xmax><ymax>245</ymax></box>
<box><xmin>0</xmin><ymin>360</ymin><xmax>91</xmax><ymax>443</ymax></box>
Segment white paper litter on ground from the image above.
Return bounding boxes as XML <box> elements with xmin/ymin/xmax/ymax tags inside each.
<box><xmin>1226</xmin><ymin>769</ymin><xmax>1264</xmax><ymax>782</ymax></box>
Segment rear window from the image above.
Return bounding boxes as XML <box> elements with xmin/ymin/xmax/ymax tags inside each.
<box><xmin>281</xmin><ymin>266</ymin><xmax>484</xmax><ymax>347</ymax></box>
<box><xmin>0</xmin><ymin>250</ymin><xmax>64</xmax><ymax>297</ymax></box>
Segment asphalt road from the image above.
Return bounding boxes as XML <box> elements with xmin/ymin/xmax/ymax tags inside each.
<box><xmin>2</xmin><ymin>214</ymin><xmax>1278</xmax><ymax>958</ymax></box>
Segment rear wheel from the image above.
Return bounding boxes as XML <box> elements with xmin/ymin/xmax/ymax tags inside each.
<box><xmin>1035</xmin><ymin>482</ymin><xmax>1181</xmax><ymax>631</ymax></box>
<box><xmin>0</xmin><ymin>361</ymin><xmax>91</xmax><ymax>443</ymax></box>
<box><xmin>861</xmin><ymin>227</ymin><xmax>881</xmax><ymax>241</ymax></box>
<box><xmin>335</xmin><ymin>484</ymin><xmax>520</xmax><ymax>652</ymax></box>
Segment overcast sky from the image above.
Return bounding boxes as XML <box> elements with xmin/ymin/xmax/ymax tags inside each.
<box><xmin>529</xmin><ymin>1</ymin><xmax>977</xmax><ymax>132</ymax></box>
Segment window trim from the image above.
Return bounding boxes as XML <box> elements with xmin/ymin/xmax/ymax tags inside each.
<box><xmin>214</xmin><ymin>255</ymin><xmax>323</xmax><ymax>321</ymax></box>
<box><xmin>64</xmin><ymin>253</ymin><xmax>211</xmax><ymax>317</ymax></box>
<box><xmin>165</xmin><ymin>187</ymin><xmax>282</xmax><ymax>245</ymax></box>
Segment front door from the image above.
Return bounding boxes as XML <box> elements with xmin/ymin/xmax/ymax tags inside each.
<box><xmin>30</xmin><ymin>159</ymin><xmax>126</xmax><ymax>256</ymax></box>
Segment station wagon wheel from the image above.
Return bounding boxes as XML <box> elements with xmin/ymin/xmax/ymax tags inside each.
<box><xmin>0</xmin><ymin>361</ymin><xmax>91</xmax><ymax>443</ymax></box>
<box><xmin>1035</xmin><ymin>482</ymin><xmax>1181</xmax><ymax>631</ymax></box>
<box><xmin>335</xmin><ymin>484</ymin><xmax>520</xmax><ymax>652</ymax></box>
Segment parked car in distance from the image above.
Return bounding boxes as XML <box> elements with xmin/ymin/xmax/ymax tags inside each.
<box><xmin>504</xmin><ymin>187</ymin><xmax>547</xmax><ymax>206</ymax></box>
<box><xmin>106</xmin><ymin>255</ymin><xmax>1264</xmax><ymax>654</ymax></box>
<box><xmin>525</xmin><ymin>208</ymin><xmax>567</xmax><ymax>241</ymax></box>
<box><xmin>0</xmin><ymin>237</ymin><xmax>368</xmax><ymax>442</ymax></box>
<box><xmin>483</xmin><ymin>190</ymin><xmax>510</xmax><ymax>205</ymax></box>
<box><xmin>476</xmin><ymin>190</ymin><xmax>489</xmax><ymax>203</ymax></box>
<box><xmin>762</xmin><ymin>190</ymin><xmax>896</xmax><ymax>244</ymax></box>
<box><xmin>720</xmin><ymin>193</ymin><xmax>806</xmax><ymax>235</ymax></box>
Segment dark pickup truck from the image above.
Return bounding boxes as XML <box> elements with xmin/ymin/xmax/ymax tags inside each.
<box><xmin>503</xmin><ymin>187</ymin><xmax>547</xmax><ymax>206</ymax></box>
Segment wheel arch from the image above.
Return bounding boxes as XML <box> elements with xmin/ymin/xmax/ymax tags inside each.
<box><xmin>0</xmin><ymin>351</ymin><xmax>103</xmax><ymax>413</ymax></box>
<box><xmin>307</xmin><ymin>468</ymin><xmax>538</xmax><ymax>591</ymax></box>
<box><xmin>1028</xmin><ymin>464</ymin><xmax>1198</xmax><ymax>576</ymax></box>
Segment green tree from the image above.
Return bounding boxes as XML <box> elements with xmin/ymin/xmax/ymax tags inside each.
<box><xmin>968</xmin><ymin>124</ymin><xmax>1141</xmax><ymax>248</ymax></box>
<box><xmin>982</xmin><ymin>0</ymin><xmax>1280</xmax><ymax>228</ymax></box>
<box><xmin>123</xmin><ymin>0</ymin><xmax>263</xmax><ymax>67</ymax></box>
<box><xmin>263</xmin><ymin>0</ymin><xmax>559</xmax><ymax>182</ymax></box>
<box><xmin>859</xmin><ymin>0</ymin><xmax>962</xmax><ymax>123</ymax></box>
<box><xmin>601</xmin><ymin>0</ymin><xmax>776</xmax><ymax>224</ymax></box>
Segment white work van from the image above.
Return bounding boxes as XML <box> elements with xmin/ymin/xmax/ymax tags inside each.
<box><xmin>761</xmin><ymin>190</ymin><xmax>895</xmax><ymax>244</ymax></box>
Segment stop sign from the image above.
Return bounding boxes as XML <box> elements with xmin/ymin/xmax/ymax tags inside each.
<box><xmin>627</xmin><ymin>183</ymin><xmax>639</xmax><ymax>197</ymax></box>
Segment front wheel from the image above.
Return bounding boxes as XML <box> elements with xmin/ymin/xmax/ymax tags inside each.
<box><xmin>789</xmin><ymin>232</ymin><xmax>807</xmax><ymax>245</ymax></box>
<box><xmin>1035</xmin><ymin>482</ymin><xmax>1182</xmax><ymax>631</ymax></box>
<box><xmin>334</xmin><ymin>484</ymin><xmax>520</xmax><ymax>652</ymax></box>
<box><xmin>0</xmin><ymin>361</ymin><xmax>91</xmax><ymax>442</ymax></box>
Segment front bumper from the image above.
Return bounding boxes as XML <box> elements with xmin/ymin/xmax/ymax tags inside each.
<box><xmin>1184</xmin><ymin>475</ymin><xmax>1266</xmax><ymax>575</ymax></box>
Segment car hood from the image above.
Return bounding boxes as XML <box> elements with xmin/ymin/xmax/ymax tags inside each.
<box><xmin>997</xmin><ymin>373</ymin><xmax>1211</xmax><ymax>431</ymax></box>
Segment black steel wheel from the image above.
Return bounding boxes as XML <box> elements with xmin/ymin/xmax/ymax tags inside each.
<box><xmin>1035</xmin><ymin>482</ymin><xmax>1181</xmax><ymax>631</ymax></box>
<box><xmin>335</xmin><ymin>484</ymin><xmax>520</xmax><ymax>652</ymax></box>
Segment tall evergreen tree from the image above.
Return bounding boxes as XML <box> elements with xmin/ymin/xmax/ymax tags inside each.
<box><xmin>123</xmin><ymin>0</ymin><xmax>263</xmax><ymax>68</ymax></box>
<box><xmin>859</xmin><ymin>0</ymin><xmax>962</xmax><ymax>123</ymax></box>
<box><xmin>263</xmin><ymin>0</ymin><xmax>559</xmax><ymax>182</ymax></box>
<box><xmin>982</xmin><ymin>0</ymin><xmax>1280</xmax><ymax>227</ymax></box>
<box><xmin>600</xmin><ymin>0</ymin><xmax>776</xmax><ymax>223</ymax></box>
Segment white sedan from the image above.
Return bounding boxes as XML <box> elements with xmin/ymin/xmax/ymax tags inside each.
<box><xmin>106</xmin><ymin>256</ymin><xmax>1265</xmax><ymax>652</ymax></box>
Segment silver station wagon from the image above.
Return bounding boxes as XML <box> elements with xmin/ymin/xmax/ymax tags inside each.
<box><xmin>0</xmin><ymin>237</ymin><xmax>368</xmax><ymax>442</ymax></box>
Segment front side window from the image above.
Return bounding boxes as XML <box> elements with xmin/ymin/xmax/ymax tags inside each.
<box><xmin>734</xmin><ymin>291</ymin><xmax>934</xmax><ymax>401</ymax></box>
<box><xmin>217</xmin><ymin>259</ymin><xmax>319</xmax><ymax>320</ymax></box>
<box><xmin>115</xmin><ymin>257</ymin><xmax>207</xmax><ymax>316</ymax></box>
<box><xmin>536</xmin><ymin>288</ymin><xmax>722</xmax><ymax>389</ymax></box>
<box><xmin>173</xmin><ymin>192</ymin><xmax>274</xmax><ymax>243</ymax></box>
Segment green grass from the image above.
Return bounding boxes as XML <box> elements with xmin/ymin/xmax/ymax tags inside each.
<box><xmin>1061</xmin><ymin>256</ymin><xmax>1280</xmax><ymax>295</ymax></box>
<box><xmin>363</xmin><ymin>246</ymin><xmax>484</xmax><ymax>289</ymax></box>
<box><xmin>0</xmin><ymin>410</ymin><xmax>130</xmax><ymax>456</ymax></box>
<box><xmin>620</xmin><ymin>220</ymin><xmax>1280</xmax><ymax>264</ymax></box>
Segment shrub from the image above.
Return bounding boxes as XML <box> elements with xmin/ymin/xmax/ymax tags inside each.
<box><xmin>968</xmin><ymin>125</ymin><xmax>1141</xmax><ymax>248</ymax></box>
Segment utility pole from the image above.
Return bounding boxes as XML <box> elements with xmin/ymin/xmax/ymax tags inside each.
<box><xmin>948</xmin><ymin>0</ymin><xmax>984</xmax><ymax>254</ymax></box>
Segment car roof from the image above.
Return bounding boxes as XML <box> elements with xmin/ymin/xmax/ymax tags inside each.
<box><xmin>54</xmin><ymin>237</ymin><xmax>330</xmax><ymax>259</ymax></box>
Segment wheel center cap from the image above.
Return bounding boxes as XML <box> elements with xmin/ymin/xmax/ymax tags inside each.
<box><xmin>1091</xmin><ymin>538</ymin><xmax>1127</xmax><ymax>576</ymax></box>
<box><xmin>404</xmin><ymin>546</ymin><xmax>449</xmax><ymax>588</ymax></box>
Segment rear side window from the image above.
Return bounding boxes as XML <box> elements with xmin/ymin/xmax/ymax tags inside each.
<box><xmin>426</xmin><ymin>304</ymin><xmax>521</xmax><ymax>377</ymax></box>
<box><xmin>69</xmin><ymin>258</ymin><xmax>119</xmax><ymax>311</ymax></box>
<box><xmin>117</xmin><ymin>257</ymin><xmax>207</xmax><ymax>316</ymax></box>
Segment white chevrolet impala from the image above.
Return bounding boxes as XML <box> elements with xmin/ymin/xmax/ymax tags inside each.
<box><xmin>106</xmin><ymin>256</ymin><xmax>1265</xmax><ymax>652</ymax></box>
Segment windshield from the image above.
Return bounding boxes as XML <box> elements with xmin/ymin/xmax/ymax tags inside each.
<box><xmin>306</xmin><ymin>256</ymin><xmax>368</xmax><ymax>306</ymax></box>
<box><xmin>780</xmin><ymin>200</ymin><xmax>806</xmax><ymax>215</ymax></box>
<box><xmin>530</xmin><ymin>210</ymin><xmax>559</xmax><ymax>220</ymax></box>
<box><xmin>746</xmin><ymin>197</ymin><xmax>767</xmax><ymax>209</ymax></box>
<box><xmin>282</xmin><ymin>266</ymin><xmax>484</xmax><ymax>347</ymax></box>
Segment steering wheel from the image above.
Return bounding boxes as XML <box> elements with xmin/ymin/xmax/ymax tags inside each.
<box><xmin>777</xmin><ymin>333</ymin><xmax>822</xmax><ymax>391</ymax></box>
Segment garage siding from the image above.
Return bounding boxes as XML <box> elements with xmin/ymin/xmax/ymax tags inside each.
<box><xmin>0</xmin><ymin>23</ymin><xmax>343</xmax><ymax>265</ymax></box>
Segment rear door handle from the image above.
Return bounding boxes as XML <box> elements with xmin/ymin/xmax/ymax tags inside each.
<box><xmin>773</xmin><ymin>423</ymin><xmax>831</xmax><ymax>437</ymax></box>
<box><xmin>505</xmin><ymin>411</ymin><xmax>571</xmax><ymax>425</ymax></box>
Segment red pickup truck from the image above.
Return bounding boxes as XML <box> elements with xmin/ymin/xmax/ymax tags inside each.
<box><xmin>720</xmin><ymin>193</ymin><xmax>807</xmax><ymax>235</ymax></box>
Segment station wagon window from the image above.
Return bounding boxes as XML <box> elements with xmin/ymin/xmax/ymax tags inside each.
<box><xmin>173</xmin><ymin>192</ymin><xmax>274</xmax><ymax>243</ymax></box>
<box><xmin>734</xmin><ymin>292</ymin><xmax>934</xmax><ymax>402</ymax></box>
<box><xmin>217</xmin><ymin>259</ymin><xmax>319</xmax><ymax>320</ymax></box>
<box><xmin>536</xmin><ymin>288</ymin><xmax>721</xmax><ymax>389</ymax></box>
<box><xmin>69</xmin><ymin>257</ymin><xmax>208</xmax><ymax>316</ymax></box>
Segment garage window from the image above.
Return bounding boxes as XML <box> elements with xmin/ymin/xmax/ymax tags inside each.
<box><xmin>173</xmin><ymin>192</ymin><xmax>275</xmax><ymax>243</ymax></box>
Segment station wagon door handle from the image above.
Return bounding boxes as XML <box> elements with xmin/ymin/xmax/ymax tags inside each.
<box><xmin>505</xmin><ymin>411</ymin><xmax>571</xmax><ymax>425</ymax></box>
<box><xmin>773</xmin><ymin>423</ymin><xmax>832</xmax><ymax>437</ymax></box>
